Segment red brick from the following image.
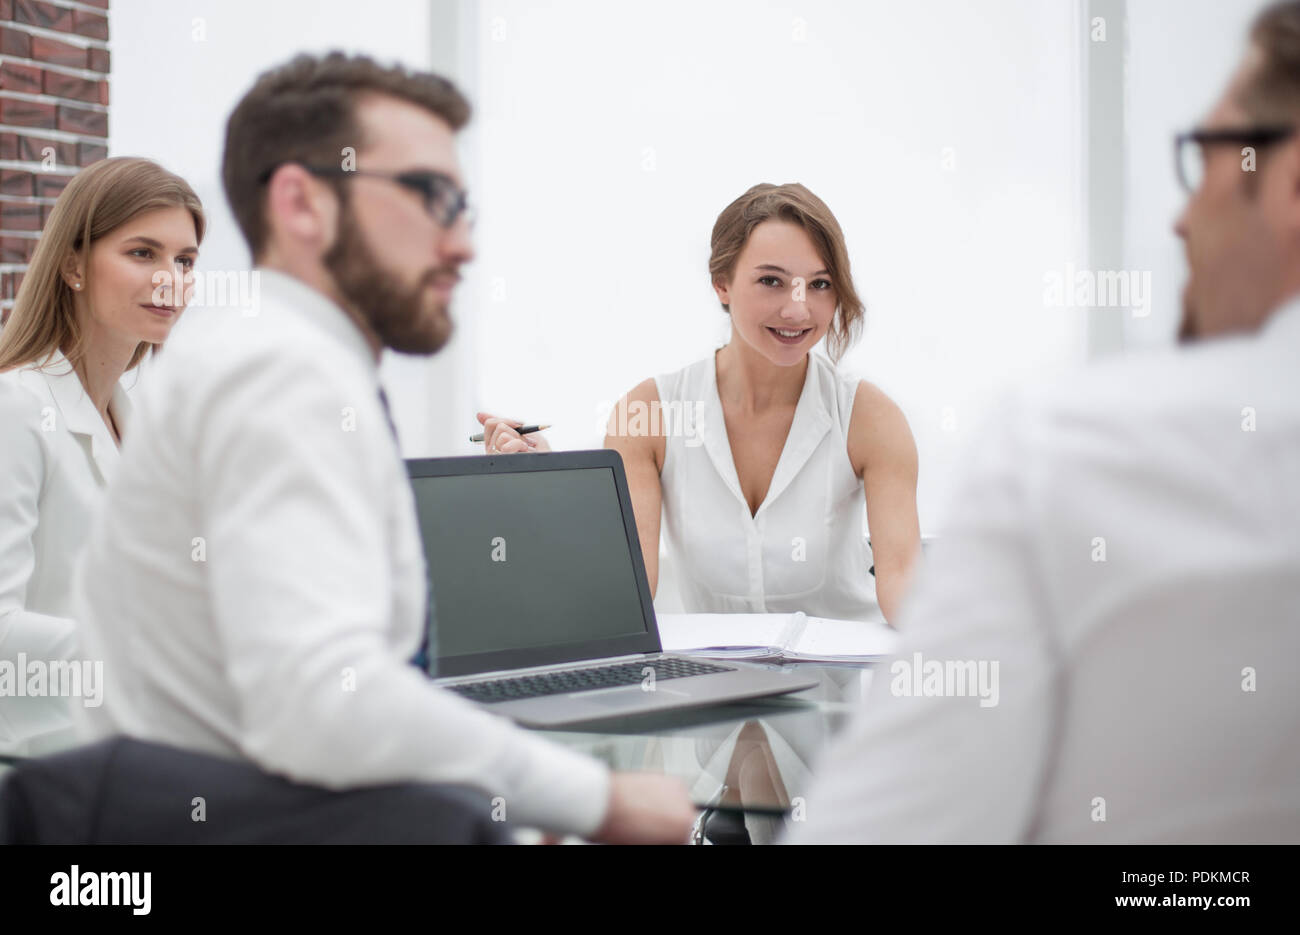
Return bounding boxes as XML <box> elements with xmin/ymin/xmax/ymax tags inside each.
<box><xmin>72</xmin><ymin>9</ymin><xmax>108</xmax><ymax>41</ymax></box>
<box><xmin>56</xmin><ymin>103</ymin><xmax>106</xmax><ymax>137</ymax></box>
<box><xmin>35</xmin><ymin>172</ymin><xmax>70</xmax><ymax>198</ymax></box>
<box><xmin>13</xmin><ymin>0</ymin><xmax>73</xmax><ymax>33</ymax></box>
<box><xmin>0</xmin><ymin>98</ymin><xmax>56</xmax><ymax>129</ymax></box>
<box><xmin>0</xmin><ymin>170</ymin><xmax>35</xmax><ymax>196</ymax></box>
<box><xmin>0</xmin><ymin>200</ymin><xmax>42</xmax><ymax>231</ymax></box>
<box><xmin>80</xmin><ymin>0</ymin><xmax>108</xmax><ymax>8</ymax></box>
<box><xmin>77</xmin><ymin>141</ymin><xmax>107</xmax><ymax>166</ymax></box>
<box><xmin>87</xmin><ymin>46</ymin><xmax>109</xmax><ymax>73</ymax></box>
<box><xmin>1</xmin><ymin>236</ymin><xmax>37</xmax><ymax>263</ymax></box>
<box><xmin>0</xmin><ymin>62</ymin><xmax>44</xmax><ymax>94</ymax></box>
<box><xmin>43</xmin><ymin>70</ymin><xmax>101</xmax><ymax>104</ymax></box>
<box><xmin>0</xmin><ymin>1</ymin><xmax>12</xmax><ymax>22</ymax></box>
<box><xmin>0</xmin><ymin>25</ymin><xmax>31</xmax><ymax>58</ymax></box>
<box><xmin>30</xmin><ymin>33</ymin><xmax>88</xmax><ymax>69</ymax></box>
<box><xmin>40</xmin><ymin>204</ymin><xmax>52</xmax><ymax>225</ymax></box>
<box><xmin>0</xmin><ymin>133</ymin><xmax>16</xmax><ymax>161</ymax></box>
<box><xmin>18</xmin><ymin>134</ymin><xmax>77</xmax><ymax>167</ymax></box>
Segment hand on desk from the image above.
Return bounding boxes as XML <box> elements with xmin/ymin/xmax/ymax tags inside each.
<box><xmin>590</xmin><ymin>772</ymin><xmax>697</xmax><ymax>845</ymax></box>
<box><xmin>476</xmin><ymin>411</ymin><xmax>552</xmax><ymax>454</ymax></box>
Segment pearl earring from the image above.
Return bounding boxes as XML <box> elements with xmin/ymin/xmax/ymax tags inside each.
<box><xmin>73</xmin><ymin>283</ymin><xmax>81</xmax><ymax>290</ymax></box>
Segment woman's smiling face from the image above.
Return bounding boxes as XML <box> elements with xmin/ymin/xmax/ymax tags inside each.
<box><xmin>713</xmin><ymin>219</ymin><xmax>837</xmax><ymax>365</ymax></box>
<box><xmin>75</xmin><ymin>206</ymin><xmax>199</xmax><ymax>347</ymax></box>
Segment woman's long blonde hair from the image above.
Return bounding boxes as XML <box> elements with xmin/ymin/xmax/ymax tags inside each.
<box><xmin>0</xmin><ymin>157</ymin><xmax>205</xmax><ymax>374</ymax></box>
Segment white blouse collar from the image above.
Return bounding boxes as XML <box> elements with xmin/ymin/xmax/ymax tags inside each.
<box><xmin>29</xmin><ymin>348</ymin><xmax>132</xmax><ymax>485</ymax></box>
<box><xmin>698</xmin><ymin>348</ymin><xmax>833</xmax><ymax>520</ymax></box>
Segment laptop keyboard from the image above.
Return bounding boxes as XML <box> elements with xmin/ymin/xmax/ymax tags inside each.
<box><xmin>445</xmin><ymin>657</ymin><xmax>735</xmax><ymax>704</ymax></box>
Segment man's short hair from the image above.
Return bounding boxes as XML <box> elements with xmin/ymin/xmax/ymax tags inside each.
<box><xmin>221</xmin><ymin>51</ymin><xmax>471</xmax><ymax>259</ymax></box>
<box><xmin>1242</xmin><ymin>1</ymin><xmax>1300</xmax><ymax>122</ymax></box>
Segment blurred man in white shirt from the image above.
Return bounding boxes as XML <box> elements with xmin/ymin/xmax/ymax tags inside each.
<box><xmin>73</xmin><ymin>52</ymin><xmax>695</xmax><ymax>843</ymax></box>
<box><xmin>787</xmin><ymin>2</ymin><xmax>1300</xmax><ymax>843</ymax></box>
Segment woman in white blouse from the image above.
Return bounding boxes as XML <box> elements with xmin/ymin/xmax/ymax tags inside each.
<box><xmin>0</xmin><ymin>157</ymin><xmax>204</xmax><ymax>752</ymax></box>
<box><xmin>481</xmin><ymin>183</ymin><xmax>920</xmax><ymax>624</ymax></box>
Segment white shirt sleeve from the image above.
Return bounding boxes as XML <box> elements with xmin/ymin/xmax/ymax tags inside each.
<box><xmin>785</xmin><ymin>388</ymin><xmax>1059</xmax><ymax>843</ymax></box>
<box><xmin>0</xmin><ymin>381</ymin><xmax>49</xmax><ymax>627</ymax></box>
<box><xmin>0</xmin><ymin>381</ymin><xmax>79</xmax><ymax>734</ymax></box>
<box><xmin>187</xmin><ymin>348</ymin><xmax>611</xmax><ymax>836</ymax></box>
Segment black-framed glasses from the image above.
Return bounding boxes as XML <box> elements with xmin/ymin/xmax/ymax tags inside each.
<box><xmin>1174</xmin><ymin>125</ymin><xmax>1296</xmax><ymax>193</ymax></box>
<box><xmin>257</xmin><ymin>162</ymin><xmax>472</xmax><ymax>228</ymax></box>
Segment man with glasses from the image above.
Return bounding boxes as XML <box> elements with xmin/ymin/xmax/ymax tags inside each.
<box><xmin>1173</xmin><ymin>56</ymin><xmax>1298</xmax><ymax>344</ymax></box>
<box><xmin>788</xmin><ymin>2</ymin><xmax>1300</xmax><ymax>843</ymax></box>
<box><xmin>70</xmin><ymin>52</ymin><xmax>696</xmax><ymax>843</ymax></box>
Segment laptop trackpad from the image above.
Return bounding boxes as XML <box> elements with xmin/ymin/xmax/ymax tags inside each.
<box><xmin>584</xmin><ymin>686</ymin><xmax>692</xmax><ymax>703</ymax></box>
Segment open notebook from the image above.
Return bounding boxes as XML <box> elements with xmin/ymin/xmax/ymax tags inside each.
<box><xmin>655</xmin><ymin>612</ymin><xmax>899</xmax><ymax>664</ymax></box>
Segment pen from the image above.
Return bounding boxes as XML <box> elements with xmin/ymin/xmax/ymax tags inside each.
<box><xmin>468</xmin><ymin>424</ymin><xmax>550</xmax><ymax>443</ymax></box>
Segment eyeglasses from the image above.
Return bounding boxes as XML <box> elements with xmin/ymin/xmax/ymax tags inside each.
<box><xmin>1174</xmin><ymin>125</ymin><xmax>1296</xmax><ymax>193</ymax></box>
<box><xmin>257</xmin><ymin>162</ymin><xmax>473</xmax><ymax>228</ymax></box>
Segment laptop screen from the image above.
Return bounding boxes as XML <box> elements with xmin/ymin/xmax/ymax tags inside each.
<box><xmin>410</xmin><ymin>457</ymin><xmax>657</xmax><ymax>676</ymax></box>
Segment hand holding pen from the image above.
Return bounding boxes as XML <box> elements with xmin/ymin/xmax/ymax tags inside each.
<box><xmin>473</xmin><ymin>412</ymin><xmax>552</xmax><ymax>453</ymax></box>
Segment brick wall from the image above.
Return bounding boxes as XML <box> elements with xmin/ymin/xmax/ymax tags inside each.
<box><xmin>0</xmin><ymin>0</ymin><xmax>109</xmax><ymax>324</ymax></box>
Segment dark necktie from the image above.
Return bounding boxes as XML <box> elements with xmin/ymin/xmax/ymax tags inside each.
<box><xmin>377</xmin><ymin>386</ymin><xmax>400</xmax><ymax>444</ymax></box>
<box><xmin>378</xmin><ymin>387</ymin><xmax>437</xmax><ymax>676</ymax></box>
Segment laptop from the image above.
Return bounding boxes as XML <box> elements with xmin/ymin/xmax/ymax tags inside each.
<box><xmin>406</xmin><ymin>449</ymin><xmax>818</xmax><ymax>727</ymax></box>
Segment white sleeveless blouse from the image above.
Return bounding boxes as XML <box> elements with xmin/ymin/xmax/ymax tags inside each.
<box><xmin>654</xmin><ymin>349</ymin><xmax>879</xmax><ymax>621</ymax></box>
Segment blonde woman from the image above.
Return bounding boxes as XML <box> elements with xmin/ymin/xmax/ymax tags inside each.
<box><xmin>0</xmin><ymin>157</ymin><xmax>204</xmax><ymax>752</ymax></box>
<box><xmin>482</xmin><ymin>183</ymin><xmax>920</xmax><ymax>624</ymax></box>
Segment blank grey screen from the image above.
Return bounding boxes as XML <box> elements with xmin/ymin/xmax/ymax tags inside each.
<box><xmin>413</xmin><ymin>467</ymin><xmax>650</xmax><ymax>660</ymax></box>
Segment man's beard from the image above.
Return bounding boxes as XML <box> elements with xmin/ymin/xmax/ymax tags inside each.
<box><xmin>322</xmin><ymin>195</ymin><xmax>454</xmax><ymax>355</ymax></box>
<box><xmin>1177</xmin><ymin>288</ymin><xmax>1198</xmax><ymax>344</ymax></box>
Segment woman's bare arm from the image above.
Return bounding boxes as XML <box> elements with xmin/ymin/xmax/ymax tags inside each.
<box><xmin>847</xmin><ymin>380</ymin><xmax>921</xmax><ymax>625</ymax></box>
<box><xmin>603</xmin><ymin>378</ymin><xmax>666</xmax><ymax>597</ymax></box>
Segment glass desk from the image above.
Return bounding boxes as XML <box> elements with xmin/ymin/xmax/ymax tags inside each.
<box><xmin>534</xmin><ymin>662</ymin><xmax>876</xmax><ymax>842</ymax></box>
<box><xmin>1</xmin><ymin>692</ymin><xmax>82</xmax><ymax>772</ymax></box>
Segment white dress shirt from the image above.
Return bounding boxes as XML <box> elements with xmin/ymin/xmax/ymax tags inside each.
<box><xmin>655</xmin><ymin>350</ymin><xmax>880</xmax><ymax>620</ymax></box>
<box><xmin>786</xmin><ymin>298</ymin><xmax>1300</xmax><ymax>843</ymax></box>
<box><xmin>0</xmin><ymin>350</ymin><xmax>131</xmax><ymax>753</ymax></box>
<box><xmin>72</xmin><ymin>268</ymin><xmax>610</xmax><ymax>835</ymax></box>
